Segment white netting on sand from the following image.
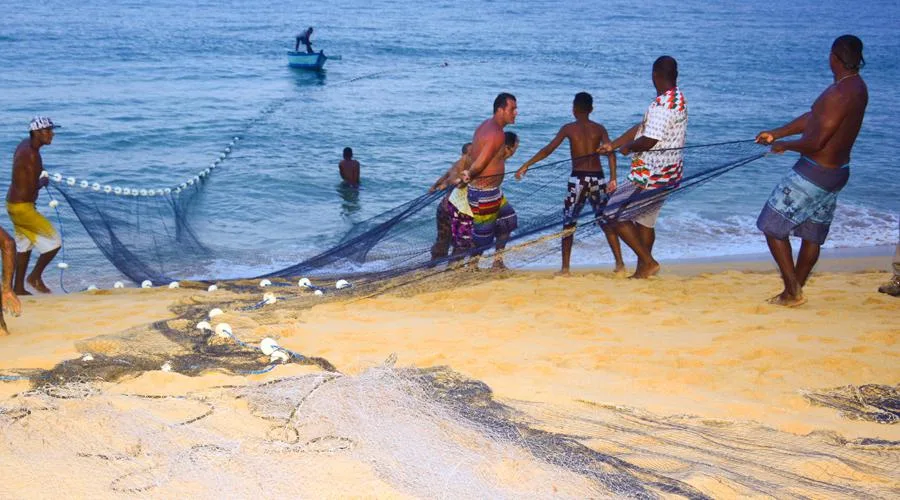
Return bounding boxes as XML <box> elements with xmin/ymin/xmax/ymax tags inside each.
<box><xmin>2</xmin><ymin>362</ymin><xmax>899</xmax><ymax>499</ymax></box>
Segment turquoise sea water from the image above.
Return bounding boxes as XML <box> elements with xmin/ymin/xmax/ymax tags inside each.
<box><xmin>1</xmin><ymin>0</ymin><xmax>897</xmax><ymax>284</ymax></box>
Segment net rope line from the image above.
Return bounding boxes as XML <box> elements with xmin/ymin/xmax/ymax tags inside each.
<box><xmin>8</xmin><ymin>140</ymin><xmax>752</xmax><ymax>380</ymax></box>
<box><xmin>335</xmin><ymin>150</ymin><xmax>770</xmax><ymax>302</ymax></box>
<box><xmin>39</xmin><ymin>60</ymin><xmax>482</xmax><ymax>199</ymax></box>
<box><xmin>43</xmin><ymin>140</ymin><xmax>765</xmax><ymax>294</ymax></box>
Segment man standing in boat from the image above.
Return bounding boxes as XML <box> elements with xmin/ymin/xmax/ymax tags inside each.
<box><xmin>295</xmin><ymin>27</ymin><xmax>314</xmax><ymax>54</ymax></box>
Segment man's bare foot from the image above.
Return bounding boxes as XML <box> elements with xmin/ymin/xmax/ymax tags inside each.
<box><xmin>2</xmin><ymin>290</ymin><xmax>22</xmax><ymax>317</ymax></box>
<box><xmin>0</xmin><ymin>324</ymin><xmax>9</xmax><ymax>336</ymax></box>
<box><xmin>613</xmin><ymin>264</ymin><xmax>627</xmax><ymax>276</ymax></box>
<box><xmin>629</xmin><ymin>260</ymin><xmax>660</xmax><ymax>279</ymax></box>
<box><xmin>27</xmin><ymin>276</ymin><xmax>51</xmax><ymax>294</ymax></box>
<box><xmin>13</xmin><ymin>287</ymin><xmax>32</xmax><ymax>296</ymax></box>
<box><xmin>491</xmin><ymin>260</ymin><xmax>509</xmax><ymax>272</ymax></box>
<box><xmin>766</xmin><ymin>291</ymin><xmax>807</xmax><ymax>307</ymax></box>
<box><xmin>555</xmin><ymin>268</ymin><xmax>571</xmax><ymax>277</ymax></box>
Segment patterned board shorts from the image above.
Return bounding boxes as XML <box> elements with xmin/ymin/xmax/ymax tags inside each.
<box><xmin>757</xmin><ymin>156</ymin><xmax>849</xmax><ymax>245</ymax></box>
<box><xmin>467</xmin><ymin>186</ymin><xmax>517</xmax><ymax>249</ymax></box>
<box><xmin>448</xmin><ymin>203</ymin><xmax>474</xmax><ymax>250</ymax></box>
<box><xmin>563</xmin><ymin>174</ymin><xmax>609</xmax><ymax>228</ymax></box>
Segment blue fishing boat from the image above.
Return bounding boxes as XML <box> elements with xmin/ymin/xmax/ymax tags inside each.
<box><xmin>286</xmin><ymin>51</ymin><xmax>341</xmax><ymax>70</ymax></box>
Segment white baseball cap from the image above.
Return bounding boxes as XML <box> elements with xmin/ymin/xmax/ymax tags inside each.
<box><xmin>29</xmin><ymin>116</ymin><xmax>60</xmax><ymax>132</ymax></box>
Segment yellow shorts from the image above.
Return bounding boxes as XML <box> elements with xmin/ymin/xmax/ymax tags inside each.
<box><xmin>7</xmin><ymin>202</ymin><xmax>61</xmax><ymax>254</ymax></box>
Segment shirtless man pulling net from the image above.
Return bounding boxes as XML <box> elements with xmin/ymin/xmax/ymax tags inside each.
<box><xmin>460</xmin><ymin>93</ymin><xmax>519</xmax><ymax>270</ymax></box>
<box><xmin>516</xmin><ymin>92</ymin><xmax>624</xmax><ymax>275</ymax></box>
<box><xmin>756</xmin><ymin>35</ymin><xmax>868</xmax><ymax>307</ymax></box>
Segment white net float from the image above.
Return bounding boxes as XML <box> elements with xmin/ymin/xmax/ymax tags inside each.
<box><xmin>260</xmin><ymin>338</ymin><xmax>280</xmax><ymax>356</ymax></box>
<box><xmin>214</xmin><ymin>323</ymin><xmax>233</xmax><ymax>339</ymax></box>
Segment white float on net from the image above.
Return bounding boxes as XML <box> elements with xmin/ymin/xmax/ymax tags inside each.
<box><xmin>335</xmin><ymin>279</ymin><xmax>351</xmax><ymax>289</ymax></box>
<box><xmin>168</xmin><ymin>281</ymin><xmax>180</xmax><ymax>289</ymax></box>
<box><xmin>263</xmin><ymin>292</ymin><xmax>276</xmax><ymax>305</ymax></box>
<box><xmin>207</xmin><ymin>284</ymin><xmax>218</xmax><ymax>292</ymax></box>
<box><xmin>215</xmin><ymin>323</ymin><xmax>233</xmax><ymax>339</ymax></box>
<box><xmin>114</xmin><ymin>281</ymin><xmax>125</xmax><ymax>289</ymax></box>
<box><xmin>260</xmin><ymin>338</ymin><xmax>280</xmax><ymax>356</ymax></box>
<box><xmin>259</xmin><ymin>279</ymin><xmax>272</xmax><ymax>287</ymax></box>
<box><xmin>141</xmin><ymin>280</ymin><xmax>153</xmax><ymax>289</ymax></box>
<box><xmin>208</xmin><ymin>308</ymin><xmax>224</xmax><ymax>319</ymax></box>
<box><xmin>196</xmin><ymin>321</ymin><xmax>212</xmax><ymax>331</ymax></box>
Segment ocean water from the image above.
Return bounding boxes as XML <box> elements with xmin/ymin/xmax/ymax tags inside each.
<box><xmin>1</xmin><ymin>0</ymin><xmax>897</xmax><ymax>284</ymax></box>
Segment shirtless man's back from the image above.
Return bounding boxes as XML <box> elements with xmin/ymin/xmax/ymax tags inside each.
<box><xmin>517</xmin><ymin>92</ymin><xmax>623</xmax><ymax>274</ymax></box>
<box><xmin>756</xmin><ymin>34</ymin><xmax>869</xmax><ymax>306</ymax></box>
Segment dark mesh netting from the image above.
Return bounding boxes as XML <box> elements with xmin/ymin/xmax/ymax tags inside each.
<box><xmin>46</xmin><ymin>140</ymin><xmax>768</xmax><ymax>291</ymax></box>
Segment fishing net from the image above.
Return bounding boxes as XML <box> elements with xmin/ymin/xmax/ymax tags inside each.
<box><xmin>46</xmin><ymin>139</ymin><xmax>768</xmax><ymax>293</ymax></box>
<box><xmin>2</xmin><ymin>365</ymin><xmax>898</xmax><ymax>498</ymax></box>
<box><xmin>803</xmin><ymin>384</ymin><xmax>900</xmax><ymax>425</ymax></box>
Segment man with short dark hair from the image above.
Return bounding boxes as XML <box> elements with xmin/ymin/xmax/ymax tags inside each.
<box><xmin>460</xmin><ymin>93</ymin><xmax>519</xmax><ymax>270</ymax></box>
<box><xmin>7</xmin><ymin>116</ymin><xmax>62</xmax><ymax>295</ymax></box>
<box><xmin>598</xmin><ymin>56</ymin><xmax>688</xmax><ymax>279</ymax></box>
<box><xmin>339</xmin><ymin>147</ymin><xmax>360</xmax><ymax>187</ymax></box>
<box><xmin>295</xmin><ymin>27</ymin><xmax>314</xmax><ymax>54</ymax></box>
<box><xmin>517</xmin><ymin>92</ymin><xmax>624</xmax><ymax>275</ymax></box>
<box><xmin>755</xmin><ymin>35</ymin><xmax>868</xmax><ymax>306</ymax></box>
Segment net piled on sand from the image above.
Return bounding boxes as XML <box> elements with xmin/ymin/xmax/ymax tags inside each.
<box><xmin>2</xmin><ymin>364</ymin><xmax>898</xmax><ymax>498</ymax></box>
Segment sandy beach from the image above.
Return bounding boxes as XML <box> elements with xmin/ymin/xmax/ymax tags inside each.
<box><xmin>1</xmin><ymin>254</ymin><xmax>898</xmax><ymax>498</ymax></box>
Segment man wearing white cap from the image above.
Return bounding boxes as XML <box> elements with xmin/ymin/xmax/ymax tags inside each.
<box><xmin>6</xmin><ymin>116</ymin><xmax>62</xmax><ymax>295</ymax></box>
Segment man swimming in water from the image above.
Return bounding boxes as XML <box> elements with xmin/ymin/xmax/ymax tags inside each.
<box><xmin>516</xmin><ymin>92</ymin><xmax>624</xmax><ymax>275</ymax></box>
<box><xmin>339</xmin><ymin>147</ymin><xmax>360</xmax><ymax>187</ymax></box>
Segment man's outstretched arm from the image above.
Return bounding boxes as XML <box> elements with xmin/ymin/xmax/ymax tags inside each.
<box><xmin>516</xmin><ymin>127</ymin><xmax>567</xmax><ymax>180</ymax></box>
<box><xmin>597</xmin><ymin>123</ymin><xmax>640</xmax><ymax>154</ymax></box>
<box><xmin>772</xmin><ymin>95</ymin><xmax>845</xmax><ymax>155</ymax></box>
<box><xmin>756</xmin><ymin>112</ymin><xmax>811</xmax><ymax>144</ymax></box>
